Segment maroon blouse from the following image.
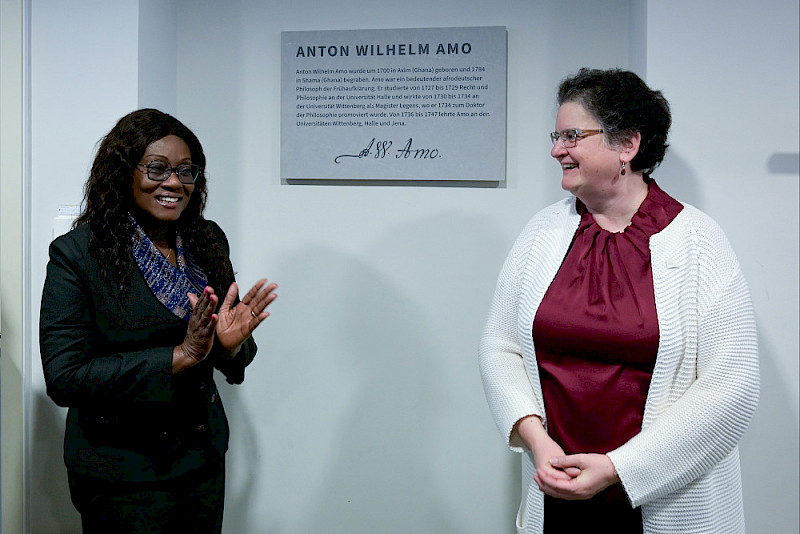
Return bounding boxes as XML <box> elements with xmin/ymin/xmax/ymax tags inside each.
<box><xmin>533</xmin><ymin>181</ymin><xmax>683</xmax><ymax>531</ymax></box>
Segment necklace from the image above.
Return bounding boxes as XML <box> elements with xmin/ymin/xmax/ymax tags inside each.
<box><xmin>155</xmin><ymin>243</ymin><xmax>173</xmax><ymax>260</ymax></box>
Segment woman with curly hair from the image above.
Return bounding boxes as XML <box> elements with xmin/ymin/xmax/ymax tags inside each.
<box><xmin>39</xmin><ymin>108</ymin><xmax>278</xmax><ymax>533</ymax></box>
<box><xmin>480</xmin><ymin>69</ymin><xmax>758</xmax><ymax>533</ymax></box>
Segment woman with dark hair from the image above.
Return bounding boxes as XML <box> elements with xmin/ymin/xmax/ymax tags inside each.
<box><xmin>480</xmin><ymin>69</ymin><xmax>758</xmax><ymax>533</ymax></box>
<box><xmin>40</xmin><ymin>108</ymin><xmax>277</xmax><ymax>533</ymax></box>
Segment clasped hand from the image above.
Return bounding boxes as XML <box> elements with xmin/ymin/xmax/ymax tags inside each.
<box><xmin>174</xmin><ymin>279</ymin><xmax>278</xmax><ymax>372</ymax></box>
<box><xmin>534</xmin><ymin>452</ymin><xmax>620</xmax><ymax>501</ymax></box>
<box><xmin>516</xmin><ymin>415</ymin><xmax>619</xmax><ymax>501</ymax></box>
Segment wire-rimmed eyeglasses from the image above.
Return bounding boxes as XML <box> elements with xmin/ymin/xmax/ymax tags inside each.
<box><xmin>136</xmin><ymin>162</ymin><xmax>200</xmax><ymax>184</ymax></box>
<box><xmin>549</xmin><ymin>128</ymin><xmax>604</xmax><ymax>148</ymax></box>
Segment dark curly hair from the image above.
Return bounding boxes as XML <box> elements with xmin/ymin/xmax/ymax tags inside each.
<box><xmin>557</xmin><ymin>68</ymin><xmax>671</xmax><ymax>176</ymax></box>
<box><xmin>74</xmin><ymin>108</ymin><xmax>233</xmax><ymax>290</ymax></box>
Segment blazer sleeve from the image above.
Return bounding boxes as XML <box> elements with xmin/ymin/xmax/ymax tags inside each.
<box><xmin>39</xmin><ymin>231</ymin><xmax>175</xmax><ymax>408</ymax></box>
<box><xmin>213</xmin><ymin>337</ymin><xmax>256</xmax><ymax>385</ymax></box>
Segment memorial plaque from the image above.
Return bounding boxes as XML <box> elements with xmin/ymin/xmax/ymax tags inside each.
<box><xmin>281</xmin><ymin>26</ymin><xmax>507</xmax><ymax>182</ymax></box>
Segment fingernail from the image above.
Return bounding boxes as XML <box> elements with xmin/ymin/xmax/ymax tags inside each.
<box><xmin>550</xmin><ymin>458</ymin><xmax>560</xmax><ymax>465</ymax></box>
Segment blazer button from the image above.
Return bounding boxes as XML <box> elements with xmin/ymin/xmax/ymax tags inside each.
<box><xmin>197</xmin><ymin>424</ymin><xmax>206</xmax><ymax>433</ymax></box>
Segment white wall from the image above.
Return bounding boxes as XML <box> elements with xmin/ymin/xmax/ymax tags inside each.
<box><xmin>20</xmin><ymin>0</ymin><xmax>798</xmax><ymax>533</ymax></box>
<box><xmin>1</xmin><ymin>0</ymin><xmax>27</xmax><ymax>531</ymax></box>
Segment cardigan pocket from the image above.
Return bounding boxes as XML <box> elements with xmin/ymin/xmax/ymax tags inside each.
<box><xmin>516</xmin><ymin>452</ymin><xmax>541</xmax><ymax>533</ymax></box>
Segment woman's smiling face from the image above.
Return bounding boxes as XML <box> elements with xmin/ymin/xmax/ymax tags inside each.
<box><xmin>131</xmin><ymin>135</ymin><xmax>194</xmax><ymax>230</ymax></box>
<box><xmin>551</xmin><ymin>102</ymin><xmax>622</xmax><ymax>202</ymax></box>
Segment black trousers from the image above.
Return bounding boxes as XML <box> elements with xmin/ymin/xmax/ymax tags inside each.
<box><xmin>543</xmin><ymin>485</ymin><xmax>643</xmax><ymax>534</ymax></box>
<box><xmin>68</xmin><ymin>460</ymin><xmax>225</xmax><ymax>534</ymax></box>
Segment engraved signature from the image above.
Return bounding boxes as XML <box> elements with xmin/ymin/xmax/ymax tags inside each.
<box><xmin>334</xmin><ymin>138</ymin><xmax>377</xmax><ymax>163</ymax></box>
<box><xmin>334</xmin><ymin>138</ymin><xmax>440</xmax><ymax>163</ymax></box>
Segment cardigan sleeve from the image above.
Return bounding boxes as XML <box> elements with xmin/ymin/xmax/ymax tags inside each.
<box><xmin>607</xmin><ymin>220</ymin><xmax>759</xmax><ymax>507</ymax></box>
<box><xmin>479</xmin><ymin>231</ymin><xmax>544</xmax><ymax>452</ymax></box>
<box><xmin>39</xmin><ymin>232</ymin><xmax>174</xmax><ymax>407</ymax></box>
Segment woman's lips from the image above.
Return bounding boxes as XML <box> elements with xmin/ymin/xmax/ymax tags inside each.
<box><xmin>156</xmin><ymin>195</ymin><xmax>181</xmax><ymax>206</ymax></box>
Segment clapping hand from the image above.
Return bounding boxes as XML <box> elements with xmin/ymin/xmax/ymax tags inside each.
<box><xmin>174</xmin><ymin>287</ymin><xmax>218</xmax><ymax>372</ymax></box>
<box><xmin>214</xmin><ymin>279</ymin><xmax>278</xmax><ymax>355</ymax></box>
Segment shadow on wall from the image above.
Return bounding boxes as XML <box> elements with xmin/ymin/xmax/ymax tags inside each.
<box><xmin>651</xmin><ymin>149</ymin><xmax>703</xmax><ymax>209</ymax></box>
<box><xmin>30</xmin><ymin>393</ymin><xmax>81</xmax><ymax>533</ymax></box>
<box><xmin>295</xmin><ymin>251</ymin><xmax>454</xmax><ymax>532</ymax></box>
<box><xmin>767</xmin><ymin>152</ymin><xmax>800</xmax><ymax>175</ymax></box>
<box><xmin>739</xmin><ymin>323</ymin><xmax>800</xmax><ymax>531</ymax></box>
<box><xmin>221</xmin><ymin>210</ymin><xmax>519</xmax><ymax>533</ymax></box>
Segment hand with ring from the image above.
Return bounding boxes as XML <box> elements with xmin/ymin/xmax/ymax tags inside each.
<box><xmin>214</xmin><ymin>278</ymin><xmax>278</xmax><ymax>357</ymax></box>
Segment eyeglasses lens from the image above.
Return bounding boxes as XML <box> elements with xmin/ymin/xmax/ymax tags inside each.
<box><xmin>175</xmin><ymin>166</ymin><xmax>198</xmax><ymax>183</ymax></box>
<box><xmin>144</xmin><ymin>163</ymin><xmax>198</xmax><ymax>184</ymax></box>
<box><xmin>551</xmin><ymin>130</ymin><xmax>578</xmax><ymax>147</ymax></box>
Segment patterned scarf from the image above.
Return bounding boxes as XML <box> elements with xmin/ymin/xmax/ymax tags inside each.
<box><xmin>130</xmin><ymin>217</ymin><xmax>209</xmax><ymax>321</ymax></box>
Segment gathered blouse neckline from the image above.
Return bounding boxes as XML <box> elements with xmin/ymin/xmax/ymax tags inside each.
<box><xmin>575</xmin><ymin>180</ymin><xmax>683</xmax><ymax>241</ymax></box>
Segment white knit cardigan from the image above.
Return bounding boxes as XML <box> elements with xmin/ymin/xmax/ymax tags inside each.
<box><xmin>479</xmin><ymin>197</ymin><xmax>759</xmax><ymax>534</ymax></box>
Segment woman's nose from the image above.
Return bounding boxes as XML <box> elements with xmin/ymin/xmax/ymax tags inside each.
<box><xmin>551</xmin><ymin>139</ymin><xmax>568</xmax><ymax>158</ymax></box>
<box><xmin>161</xmin><ymin>170</ymin><xmax>183</xmax><ymax>188</ymax></box>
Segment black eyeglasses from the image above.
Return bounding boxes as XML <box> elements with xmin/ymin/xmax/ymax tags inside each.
<box><xmin>549</xmin><ymin>128</ymin><xmax>604</xmax><ymax>148</ymax></box>
<box><xmin>136</xmin><ymin>162</ymin><xmax>200</xmax><ymax>184</ymax></box>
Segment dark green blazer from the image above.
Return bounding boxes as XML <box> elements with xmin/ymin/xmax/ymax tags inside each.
<box><xmin>39</xmin><ymin>221</ymin><xmax>256</xmax><ymax>482</ymax></box>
